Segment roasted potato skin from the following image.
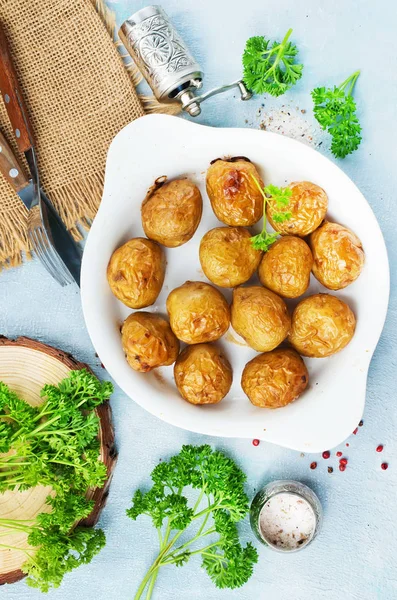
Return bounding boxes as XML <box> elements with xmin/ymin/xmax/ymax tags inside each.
<box><xmin>166</xmin><ymin>281</ymin><xmax>230</xmax><ymax>344</ymax></box>
<box><xmin>267</xmin><ymin>181</ymin><xmax>328</xmax><ymax>237</ymax></box>
<box><xmin>288</xmin><ymin>294</ymin><xmax>356</xmax><ymax>357</ymax></box>
<box><xmin>174</xmin><ymin>343</ymin><xmax>232</xmax><ymax>405</ymax></box>
<box><xmin>121</xmin><ymin>312</ymin><xmax>179</xmax><ymax>372</ymax></box>
<box><xmin>310</xmin><ymin>221</ymin><xmax>365</xmax><ymax>290</ymax></box>
<box><xmin>258</xmin><ymin>236</ymin><xmax>313</xmax><ymax>298</ymax></box>
<box><xmin>141</xmin><ymin>178</ymin><xmax>202</xmax><ymax>248</ymax></box>
<box><xmin>107</xmin><ymin>237</ymin><xmax>165</xmax><ymax>308</ymax></box>
<box><xmin>206</xmin><ymin>158</ymin><xmax>264</xmax><ymax>226</ymax></box>
<box><xmin>231</xmin><ymin>286</ymin><xmax>291</xmax><ymax>352</ymax></box>
<box><xmin>199</xmin><ymin>226</ymin><xmax>262</xmax><ymax>288</ymax></box>
<box><xmin>242</xmin><ymin>349</ymin><xmax>308</xmax><ymax>408</ymax></box>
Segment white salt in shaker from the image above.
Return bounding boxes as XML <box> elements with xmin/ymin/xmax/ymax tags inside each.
<box><xmin>250</xmin><ymin>480</ymin><xmax>322</xmax><ymax>552</ymax></box>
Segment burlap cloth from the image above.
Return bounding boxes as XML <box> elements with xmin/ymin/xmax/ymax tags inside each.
<box><xmin>0</xmin><ymin>0</ymin><xmax>170</xmax><ymax>269</ymax></box>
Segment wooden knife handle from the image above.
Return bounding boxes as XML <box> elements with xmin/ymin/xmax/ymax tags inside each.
<box><xmin>0</xmin><ymin>130</ymin><xmax>29</xmax><ymax>192</ymax></box>
<box><xmin>0</xmin><ymin>23</ymin><xmax>34</xmax><ymax>153</ymax></box>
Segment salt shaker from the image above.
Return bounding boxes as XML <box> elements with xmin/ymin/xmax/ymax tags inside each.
<box><xmin>119</xmin><ymin>5</ymin><xmax>252</xmax><ymax>117</ymax></box>
<box><xmin>250</xmin><ymin>480</ymin><xmax>323</xmax><ymax>552</ymax></box>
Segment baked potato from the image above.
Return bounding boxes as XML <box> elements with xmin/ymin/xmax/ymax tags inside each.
<box><xmin>121</xmin><ymin>312</ymin><xmax>179</xmax><ymax>372</ymax></box>
<box><xmin>310</xmin><ymin>221</ymin><xmax>365</xmax><ymax>290</ymax></box>
<box><xmin>166</xmin><ymin>281</ymin><xmax>230</xmax><ymax>344</ymax></box>
<box><xmin>231</xmin><ymin>286</ymin><xmax>291</xmax><ymax>352</ymax></box>
<box><xmin>267</xmin><ymin>181</ymin><xmax>328</xmax><ymax>237</ymax></box>
<box><xmin>174</xmin><ymin>343</ymin><xmax>232</xmax><ymax>405</ymax></box>
<box><xmin>199</xmin><ymin>226</ymin><xmax>262</xmax><ymax>288</ymax></box>
<box><xmin>258</xmin><ymin>236</ymin><xmax>313</xmax><ymax>298</ymax></box>
<box><xmin>288</xmin><ymin>294</ymin><xmax>356</xmax><ymax>357</ymax></box>
<box><xmin>107</xmin><ymin>237</ymin><xmax>165</xmax><ymax>308</ymax></box>
<box><xmin>242</xmin><ymin>349</ymin><xmax>309</xmax><ymax>408</ymax></box>
<box><xmin>141</xmin><ymin>178</ymin><xmax>202</xmax><ymax>247</ymax></box>
<box><xmin>206</xmin><ymin>157</ymin><xmax>264</xmax><ymax>226</ymax></box>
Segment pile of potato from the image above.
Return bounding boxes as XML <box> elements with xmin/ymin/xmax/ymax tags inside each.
<box><xmin>107</xmin><ymin>157</ymin><xmax>364</xmax><ymax>410</ymax></box>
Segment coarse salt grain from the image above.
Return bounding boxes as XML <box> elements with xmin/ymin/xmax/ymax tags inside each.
<box><xmin>258</xmin><ymin>493</ymin><xmax>316</xmax><ymax>551</ymax></box>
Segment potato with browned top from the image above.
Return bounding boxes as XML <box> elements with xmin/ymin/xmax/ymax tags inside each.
<box><xmin>121</xmin><ymin>312</ymin><xmax>179</xmax><ymax>372</ymax></box>
<box><xmin>310</xmin><ymin>221</ymin><xmax>365</xmax><ymax>290</ymax></box>
<box><xmin>141</xmin><ymin>178</ymin><xmax>202</xmax><ymax>248</ymax></box>
<box><xmin>174</xmin><ymin>344</ymin><xmax>232</xmax><ymax>405</ymax></box>
<box><xmin>242</xmin><ymin>349</ymin><xmax>309</xmax><ymax>408</ymax></box>
<box><xmin>166</xmin><ymin>281</ymin><xmax>230</xmax><ymax>344</ymax></box>
<box><xmin>288</xmin><ymin>294</ymin><xmax>356</xmax><ymax>357</ymax></box>
<box><xmin>107</xmin><ymin>237</ymin><xmax>165</xmax><ymax>308</ymax></box>
<box><xmin>231</xmin><ymin>286</ymin><xmax>291</xmax><ymax>352</ymax></box>
<box><xmin>267</xmin><ymin>181</ymin><xmax>328</xmax><ymax>237</ymax></box>
<box><xmin>206</xmin><ymin>157</ymin><xmax>264</xmax><ymax>226</ymax></box>
<box><xmin>258</xmin><ymin>236</ymin><xmax>313</xmax><ymax>298</ymax></box>
<box><xmin>199</xmin><ymin>226</ymin><xmax>262</xmax><ymax>288</ymax></box>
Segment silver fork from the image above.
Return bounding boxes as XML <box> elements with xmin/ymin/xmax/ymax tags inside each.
<box><xmin>26</xmin><ymin>149</ymin><xmax>75</xmax><ymax>286</ymax></box>
<box><xmin>0</xmin><ymin>23</ymin><xmax>81</xmax><ymax>286</ymax></box>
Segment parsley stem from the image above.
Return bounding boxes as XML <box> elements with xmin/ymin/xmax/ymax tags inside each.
<box><xmin>339</xmin><ymin>70</ymin><xmax>360</xmax><ymax>96</ymax></box>
<box><xmin>145</xmin><ymin>570</ymin><xmax>159</xmax><ymax>600</ymax></box>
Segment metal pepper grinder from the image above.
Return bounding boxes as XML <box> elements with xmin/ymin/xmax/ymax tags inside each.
<box><xmin>119</xmin><ymin>5</ymin><xmax>252</xmax><ymax>117</ymax></box>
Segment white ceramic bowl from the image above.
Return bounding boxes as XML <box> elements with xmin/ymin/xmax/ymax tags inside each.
<box><xmin>81</xmin><ymin>114</ymin><xmax>389</xmax><ymax>452</ymax></box>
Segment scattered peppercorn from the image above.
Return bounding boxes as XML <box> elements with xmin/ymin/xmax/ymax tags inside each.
<box><xmin>381</xmin><ymin>463</ymin><xmax>388</xmax><ymax>471</ymax></box>
<box><xmin>310</xmin><ymin>462</ymin><xmax>317</xmax><ymax>470</ymax></box>
<box><xmin>252</xmin><ymin>439</ymin><xmax>260</xmax><ymax>446</ymax></box>
<box><xmin>376</xmin><ymin>445</ymin><xmax>384</xmax><ymax>453</ymax></box>
<box><xmin>336</xmin><ymin>451</ymin><xmax>342</xmax><ymax>457</ymax></box>
<box><xmin>322</xmin><ymin>451</ymin><xmax>330</xmax><ymax>459</ymax></box>
<box><xmin>359</xmin><ymin>420</ymin><xmax>364</xmax><ymax>427</ymax></box>
<box><xmin>328</xmin><ymin>466</ymin><xmax>333</xmax><ymax>473</ymax></box>
<box><xmin>339</xmin><ymin>458</ymin><xmax>348</xmax><ymax>466</ymax></box>
<box><xmin>353</xmin><ymin>427</ymin><xmax>358</xmax><ymax>435</ymax></box>
<box><xmin>339</xmin><ymin>464</ymin><xmax>346</xmax><ymax>472</ymax></box>
<box><xmin>346</xmin><ymin>443</ymin><xmax>349</xmax><ymax>447</ymax></box>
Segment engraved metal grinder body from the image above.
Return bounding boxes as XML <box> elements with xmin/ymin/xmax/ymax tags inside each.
<box><xmin>119</xmin><ymin>5</ymin><xmax>252</xmax><ymax>117</ymax></box>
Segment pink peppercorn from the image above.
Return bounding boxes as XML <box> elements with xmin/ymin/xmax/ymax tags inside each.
<box><xmin>252</xmin><ymin>439</ymin><xmax>260</xmax><ymax>446</ymax></box>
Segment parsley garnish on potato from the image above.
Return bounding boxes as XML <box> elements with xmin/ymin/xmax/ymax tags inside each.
<box><xmin>127</xmin><ymin>445</ymin><xmax>258</xmax><ymax>599</ymax></box>
<box><xmin>250</xmin><ymin>178</ymin><xmax>292</xmax><ymax>251</ymax></box>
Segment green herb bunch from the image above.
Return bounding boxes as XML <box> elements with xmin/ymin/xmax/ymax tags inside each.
<box><xmin>250</xmin><ymin>177</ymin><xmax>292</xmax><ymax>251</ymax></box>
<box><xmin>0</xmin><ymin>370</ymin><xmax>113</xmax><ymax>591</ymax></box>
<box><xmin>127</xmin><ymin>445</ymin><xmax>258</xmax><ymax>599</ymax></box>
<box><xmin>312</xmin><ymin>70</ymin><xmax>362</xmax><ymax>158</ymax></box>
<box><xmin>243</xmin><ymin>28</ymin><xmax>303</xmax><ymax>97</ymax></box>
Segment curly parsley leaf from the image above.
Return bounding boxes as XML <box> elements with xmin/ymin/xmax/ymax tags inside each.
<box><xmin>243</xmin><ymin>29</ymin><xmax>303</xmax><ymax>97</ymax></box>
<box><xmin>250</xmin><ymin>178</ymin><xmax>292</xmax><ymax>251</ymax></box>
<box><xmin>312</xmin><ymin>70</ymin><xmax>362</xmax><ymax>158</ymax></box>
<box><xmin>127</xmin><ymin>445</ymin><xmax>258</xmax><ymax>598</ymax></box>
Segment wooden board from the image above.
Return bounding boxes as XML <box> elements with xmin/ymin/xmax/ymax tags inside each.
<box><xmin>0</xmin><ymin>336</ymin><xmax>117</xmax><ymax>585</ymax></box>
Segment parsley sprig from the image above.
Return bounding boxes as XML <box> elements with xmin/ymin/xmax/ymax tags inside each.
<box><xmin>127</xmin><ymin>445</ymin><xmax>258</xmax><ymax>599</ymax></box>
<box><xmin>243</xmin><ymin>28</ymin><xmax>303</xmax><ymax>97</ymax></box>
<box><xmin>0</xmin><ymin>370</ymin><xmax>112</xmax><ymax>493</ymax></box>
<box><xmin>311</xmin><ymin>70</ymin><xmax>362</xmax><ymax>158</ymax></box>
<box><xmin>0</xmin><ymin>370</ymin><xmax>113</xmax><ymax>590</ymax></box>
<box><xmin>250</xmin><ymin>178</ymin><xmax>292</xmax><ymax>251</ymax></box>
<box><xmin>0</xmin><ymin>494</ymin><xmax>106</xmax><ymax>592</ymax></box>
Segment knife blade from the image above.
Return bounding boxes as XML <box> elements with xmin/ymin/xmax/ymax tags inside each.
<box><xmin>0</xmin><ymin>129</ymin><xmax>81</xmax><ymax>285</ymax></box>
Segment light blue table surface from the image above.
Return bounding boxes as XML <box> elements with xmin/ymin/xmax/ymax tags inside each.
<box><xmin>1</xmin><ymin>1</ymin><xmax>396</xmax><ymax>599</ymax></box>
